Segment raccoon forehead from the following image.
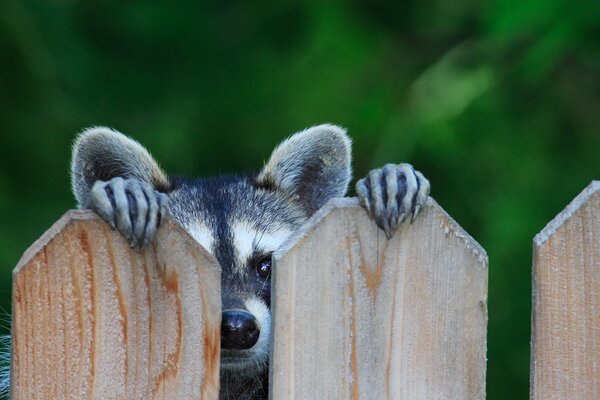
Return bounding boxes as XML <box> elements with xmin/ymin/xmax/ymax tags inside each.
<box><xmin>240</xmin><ymin>187</ymin><xmax>308</xmax><ymax>227</ymax></box>
<box><xmin>231</xmin><ymin>220</ymin><xmax>292</xmax><ymax>265</ymax></box>
<box><xmin>166</xmin><ymin>180</ymin><xmax>302</xmax><ymax>272</ymax></box>
<box><xmin>167</xmin><ymin>176</ymin><xmax>306</xmax><ymax>226</ymax></box>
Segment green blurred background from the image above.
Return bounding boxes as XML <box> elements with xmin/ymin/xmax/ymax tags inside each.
<box><xmin>0</xmin><ymin>1</ymin><xmax>598</xmax><ymax>398</ymax></box>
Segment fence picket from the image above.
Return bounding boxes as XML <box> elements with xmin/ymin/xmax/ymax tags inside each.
<box><xmin>11</xmin><ymin>210</ymin><xmax>221</xmax><ymax>400</ymax></box>
<box><xmin>17</xmin><ymin>182</ymin><xmax>599</xmax><ymax>400</ymax></box>
<box><xmin>270</xmin><ymin>198</ymin><xmax>488</xmax><ymax>400</ymax></box>
<box><xmin>531</xmin><ymin>181</ymin><xmax>600</xmax><ymax>400</ymax></box>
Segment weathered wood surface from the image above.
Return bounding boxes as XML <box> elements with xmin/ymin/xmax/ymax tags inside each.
<box><xmin>531</xmin><ymin>181</ymin><xmax>600</xmax><ymax>400</ymax></box>
<box><xmin>11</xmin><ymin>210</ymin><xmax>221</xmax><ymax>400</ymax></box>
<box><xmin>270</xmin><ymin>198</ymin><xmax>488</xmax><ymax>400</ymax></box>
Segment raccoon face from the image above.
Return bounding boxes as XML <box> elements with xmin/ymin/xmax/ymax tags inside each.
<box><xmin>168</xmin><ymin>125</ymin><xmax>352</xmax><ymax>377</ymax></box>
<box><xmin>71</xmin><ymin>124</ymin><xmax>352</xmax><ymax>382</ymax></box>
<box><xmin>168</xmin><ymin>176</ymin><xmax>308</xmax><ymax>375</ymax></box>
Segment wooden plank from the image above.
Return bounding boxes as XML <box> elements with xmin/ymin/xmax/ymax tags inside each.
<box><xmin>270</xmin><ymin>198</ymin><xmax>488</xmax><ymax>400</ymax></box>
<box><xmin>11</xmin><ymin>210</ymin><xmax>221</xmax><ymax>400</ymax></box>
<box><xmin>531</xmin><ymin>181</ymin><xmax>600</xmax><ymax>400</ymax></box>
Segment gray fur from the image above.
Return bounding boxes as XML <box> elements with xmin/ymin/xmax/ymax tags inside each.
<box><xmin>88</xmin><ymin>177</ymin><xmax>168</xmax><ymax>248</ymax></box>
<box><xmin>71</xmin><ymin>127</ymin><xmax>170</xmax><ymax>207</ymax></box>
<box><xmin>256</xmin><ymin>124</ymin><xmax>352</xmax><ymax>216</ymax></box>
<box><xmin>0</xmin><ymin>334</ymin><xmax>9</xmax><ymax>398</ymax></box>
<box><xmin>72</xmin><ymin>128</ymin><xmax>170</xmax><ymax>248</ymax></box>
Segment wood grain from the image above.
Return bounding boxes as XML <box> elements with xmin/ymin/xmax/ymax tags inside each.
<box><xmin>270</xmin><ymin>198</ymin><xmax>488</xmax><ymax>400</ymax></box>
<box><xmin>531</xmin><ymin>181</ymin><xmax>600</xmax><ymax>400</ymax></box>
<box><xmin>11</xmin><ymin>210</ymin><xmax>221</xmax><ymax>400</ymax></box>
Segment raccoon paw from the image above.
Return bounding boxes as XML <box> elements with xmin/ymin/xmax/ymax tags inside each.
<box><xmin>356</xmin><ymin>163</ymin><xmax>430</xmax><ymax>239</ymax></box>
<box><xmin>88</xmin><ymin>177</ymin><xmax>169</xmax><ymax>249</ymax></box>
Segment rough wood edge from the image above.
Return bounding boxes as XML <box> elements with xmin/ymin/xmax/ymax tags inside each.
<box><xmin>274</xmin><ymin>196</ymin><xmax>488</xmax><ymax>266</ymax></box>
<box><xmin>14</xmin><ymin>210</ymin><xmax>215</xmax><ymax>275</ymax></box>
<box><xmin>14</xmin><ymin>210</ymin><xmax>94</xmax><ymax>274</ymax></box>
<box><xmin>533</xmin><ymin>180</ymin><xmax>600</xmax><ymax>246</ymax></box>
<box><xmin>270</xmin><ymin>195</ymin><xmax>489</xmax><ymax>399</ymax></box>
<box><xmin>11</xmin><ymin>209</ymin><xmax>221</xmax><ymax>400</ymax></box>
<box><xmin>530</xmin><ymin>179</ymin><xmax>600</xmax><ymax>400</ymax></box>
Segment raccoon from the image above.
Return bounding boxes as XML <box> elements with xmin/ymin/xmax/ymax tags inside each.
<box><xmin>1</xmin><ymin>124</ymin><xmax>429</xmax><ymax>400</ymax></box>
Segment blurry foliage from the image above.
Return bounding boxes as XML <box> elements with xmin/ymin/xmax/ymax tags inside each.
<box><xmin>0</xmin><ymin>1</ymin><xmax>598</xmax><ymax>399</ymax></box>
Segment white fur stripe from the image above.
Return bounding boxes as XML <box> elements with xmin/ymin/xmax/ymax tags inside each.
<box><xmin>231</xmin><ymin>221</ymin><xmax>291</xmax><ymax>271</ymax></box>
<box><xmin>186</xmin><ymin>221</ymin><xmax>215</xmax><ymax>253</ymax></box>
<box><xmin>245</xmin><ymin>297</ymin><xmax>271</xmax><ymax>359</ymax></box>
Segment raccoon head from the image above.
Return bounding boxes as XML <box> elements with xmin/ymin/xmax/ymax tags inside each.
<box><xmin>167</xmin><ymin>125</ymin><xmax>351</xmax><ymax>379</ymax></box>
<box><xmin>71</xmin><ymin>124</ymin><xmax>352</xmax><ymax>385</ymax></box>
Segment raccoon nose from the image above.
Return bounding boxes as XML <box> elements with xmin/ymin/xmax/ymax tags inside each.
<box><xmin>221</xmin><ymin>310</ymin><xmax>260</xmax><ymax>350</ymax></box>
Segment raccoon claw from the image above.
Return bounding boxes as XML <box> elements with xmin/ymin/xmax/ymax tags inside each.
<box><xmin>142</xmin><ymin>192</ymin><xmax>168</xmax><ymax>248</ymax></box>
<box><xmin>89</xmin><ymin>177</ymin><xmax>169</xmax><ymax>249</ymax></box>
<box><xmin>356</xmin><ymin>163</ymin><xmax>430</xmax><ymax>239</ymax></box>
<box><xmin>411</xmin><ymin>203</ymin><xmax>423</xmax><ymax>224</ymax></box>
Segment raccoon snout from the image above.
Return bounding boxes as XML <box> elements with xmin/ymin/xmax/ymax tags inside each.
<box><xmin>221</xmin><ymin>310</ymin><xmax>260</xmax><ymax>350</ymax></box>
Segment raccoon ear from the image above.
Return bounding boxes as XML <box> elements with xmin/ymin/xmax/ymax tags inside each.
<box><xmin>257</xmin><ymin>124</ymin><xmax>352</xmax><ymax>215</ymax></box>
<box><xmin>71</xmin><ymin>127</ymin><xmax>170</xmax><ymax>207</ymax></box>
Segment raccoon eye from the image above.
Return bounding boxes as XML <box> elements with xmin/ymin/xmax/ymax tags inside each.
<box><xmin>255</xmin><ymin>257</ymin><xmax>272</xmax><ymax>279</ymax></box>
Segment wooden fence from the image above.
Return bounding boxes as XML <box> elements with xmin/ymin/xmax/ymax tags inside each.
<box><xmin>270</xmin><ymin>198</ymin><xmax>487</xmax><ymax>399</ymax></box>
<box><xmin>9</xmin><ymin>181</ymin><xmax>599</xmax><ymax>399</ymax></box>
<box><xmin>530</xmin><ymin>180</ymin><xmax>599</xmax><ymax>399</ymax></box>
<box><xmin>11</xmin><ymin>211</ymin><xmax>221</xmax><ymax>400</ymax></box>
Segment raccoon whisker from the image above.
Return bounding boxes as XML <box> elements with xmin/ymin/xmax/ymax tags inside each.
<box><xmin>254</xmin><ymin>229</ymin><xmax>267</xmax><ymax>251</ymax></box>
<box><xmin>258</xmin><ymin>273</ymin><xmax>270</xmax><ymax>293</ymax></box>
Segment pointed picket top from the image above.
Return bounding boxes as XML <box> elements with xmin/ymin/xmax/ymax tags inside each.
<box><xmin>534</xmin><ymin>180</ymin><xmax>600</xmax><ymax>246</ymax></box>
<box><xmin>271</xmin><ymin>197</ymin><xmax>488</xmax><ymax>400</ymax></box>
<box><xmin>11</xmin><ymin>210</ymin><xmax>221</xmax><ymax>400</ymax></box>
<box><xmin>531</xmin><ymin>180</ymin><xmax>600</xmax><ymax>400</ymax></box>
<box><xmin>14</xmin><ymin>210</ymin><xmax>93</xmax><ymax>274</ymax></box>
<box><xmin>275</xmin><ymin>197</ymin><xmax>487</xmax><ymax>266</ymax></box>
